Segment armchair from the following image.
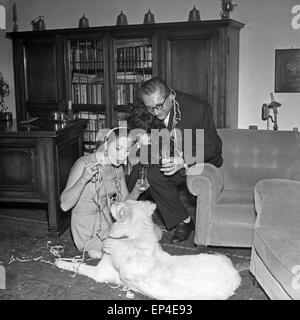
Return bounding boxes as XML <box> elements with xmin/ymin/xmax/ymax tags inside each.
<box><xmin>250</xmin><ymin>179</ymin><xmax>300</xmax><ymax>299</ymax></box>
<box><xmin>187</xmin><ymin>129</ymin><xmax>300</xmax><ymax>248</ymax></box>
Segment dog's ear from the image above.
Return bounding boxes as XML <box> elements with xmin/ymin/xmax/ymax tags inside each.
<box><xmin>116</xmin><ymin>205</ymin><xmax>130</xmax><ymax>222</ymax></box>
<box><xmin>142</xmin><ymin>201</ymin><xmax>156</xmax><ymax>217</ymax></box>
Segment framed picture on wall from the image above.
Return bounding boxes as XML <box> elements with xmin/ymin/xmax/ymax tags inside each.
<box><xmin>275</xmin><ymin>49</ymin><xmax>300</xmax><ymax>92</ymax></box>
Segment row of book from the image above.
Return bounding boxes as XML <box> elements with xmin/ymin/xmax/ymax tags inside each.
<box><xmin>72</xmin><ymin>73</ymin><xmax>153</xmax><ymax>105</ymax></box>
<box><xmin>72</xmin><ymin>83</ymin><xmax>104</xmax><ymax>104</ymax></box>
<box><xmin>71</xmin><ymin>41</ymin><xmax>103</xmax><ymax>62</ymax></box>
<box><xmin>72</xmin><ymin>72</ymin><xmax>104</xmax><ymax>83</ymax></box>
<box><xmin>116</xmin><ymin>45</ymin><xmax>152</xmax><ymax>71</ymax></box>
<box><xmin>116</xmin><ymin>72</ymin><xmax>152</xmax><ymax>82</ymax></box>
<box><xmin>70</xmin><ymin>41</ymin><xmax>104</xmax><ymax>70</ymax></box>
<box><xmin>70</xmin><ymin>41</ymin><xmax>152</xmax><ymax>73</ymax></box>
<box><xmin>78</xmin><ymin>111</ymin><xmax>106</xmax><ymax>142</ymax></box>
<box><xmin>71</xmin><ymin>61</ymin><xmax>104</xmax><ymax>72</ymax></box>
<box><xmin>72</xmin><ymin>71</ymin><xmax>151</xmax><ymax>83</ymax></box>
<box><xmin>116</xmin><ymin>73</ymin><xmax>152</xmax><ymax>105</ymax></box>
<box><xmin>115</xmin><ymin>111</ymin><xmax>129</xmax><ymax>127</ymax></box>
<box><xmin>117</xmin><ymin>83</ymin><xmax>135</xmax><ymax>105</ymax></box>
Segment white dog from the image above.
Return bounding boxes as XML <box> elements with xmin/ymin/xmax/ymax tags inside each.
<box><xmin>55</xmin><ymin>200</ymin><xmax>241</xmax><ymax>300</ymax></box>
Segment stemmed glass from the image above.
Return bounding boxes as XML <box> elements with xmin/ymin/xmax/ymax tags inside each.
<box><xmin>138</xmin><ymin>166</ymin><xmax>148</xmax><ymax>191</ymax></box>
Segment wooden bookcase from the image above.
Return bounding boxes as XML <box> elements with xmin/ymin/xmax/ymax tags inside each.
<box><xmin>7</xmin><ymin>19</ymin><xmax>244</xmax><ymax>153</ymax></box>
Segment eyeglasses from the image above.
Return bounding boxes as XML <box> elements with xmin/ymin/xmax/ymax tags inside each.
<box><xmin>145</xmin><ymin>95</ymin><xmax>169</xmax><ymax>114</ymax></box>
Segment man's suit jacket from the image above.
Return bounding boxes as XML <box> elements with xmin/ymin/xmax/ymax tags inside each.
<box><xmin>165</xmin><ymin>90</ymin><xmax>223</xmax><ymax>168</ymax></box>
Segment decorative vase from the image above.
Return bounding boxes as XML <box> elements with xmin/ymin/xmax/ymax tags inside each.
<box><xmin>220</xmin><ymin>0</ymin><xmax>237</xmax><ymax>19</ymax></box>
<box><xmin>116</xmin><ymin>11</ymin><xmax>128</xmax><ymax>25</ymax></box>
<box><xmin>31</xmin><ymin>16</ymin><xmax>46</xmax><ymax>31</ymax></box>
<box><xmin>144</xmin><ymin>9</ymin><xmax>155</xmax><ymax>24</ymax></box>
<box><xmin>78</xmin><ymin>14</ymin><xmax>90</xmax><ymax>28</ymax></box>
<box><xmin>188</xmin><ymin>5</ymin><xmax>201</xmax><ymax>22</ymax></box>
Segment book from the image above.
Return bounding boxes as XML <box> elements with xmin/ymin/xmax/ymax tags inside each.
<box><xmin>80</xmin><ymin>84</ymin><xmax>87</xmax><ymax>104</ymax></box>
<box><xmin>129</xmin><ymin>84</ymin><xmax>134</xmax><ymax>103</ymax></box>
<box><xmin>147</xmin><ymin>45</ymin><xmax>152</xmax><ymax>68</ymax></box>
<box><xmin>117</xmin><ymin>84</ymin><xmax>127</xmax><ymax>105</ymax></box>
<box><xmin>96</xmin><ymin>84</ymin><xmax>103</xmax><ymax>104</ymax></box>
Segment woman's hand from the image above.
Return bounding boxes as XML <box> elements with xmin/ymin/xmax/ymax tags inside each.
<box><xmin>124</xmin><ymin>176</ymin><xmax>150</xmax><ymax>201</ymax></box>
<box><xmin>81</xmin><ymin>162</ymin><xmax>101</xmax><ymax>183</ymax></box>
<box><xmin>133</xmin><ymin>178</ymin><xmax>150</xmax><ymax>194</ymax></box>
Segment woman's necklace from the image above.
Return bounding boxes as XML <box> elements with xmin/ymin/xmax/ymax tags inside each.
<box><xmin>93</xmin><ymin>151</ymin><xmax>122</xmax><ymax>210</ymax></box>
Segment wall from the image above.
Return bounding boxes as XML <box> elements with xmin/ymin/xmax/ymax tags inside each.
<box><xmin>1</xmin><ymin>0</ymin><xmax>300</xmax><ymax>130</ymax></box>
<box><xmin>237</xmin><ymin>0</ymin><xmax>300</xmax><ymax>130</ymax></box>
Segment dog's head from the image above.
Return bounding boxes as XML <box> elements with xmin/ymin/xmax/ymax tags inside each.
<box><xmin>109</xmin><ymin>200</ymin><xmax>156</xmax><ymax>239</ymax></box>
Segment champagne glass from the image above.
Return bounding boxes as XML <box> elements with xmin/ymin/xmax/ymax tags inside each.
<box><xmin>138</xmin><ymin>166</ymin><xmax>148</xmax><ymax>191</ymax></box>
<box><xmin>160</xmin><ymin>147</ymin><xmax>170</xmax><ymax>166</ymax></box>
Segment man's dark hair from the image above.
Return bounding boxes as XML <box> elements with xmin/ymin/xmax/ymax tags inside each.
<box><xmin>139</xmin><ymin>77</ymin><xmax>171</xmax><ymax>99</ymax></box>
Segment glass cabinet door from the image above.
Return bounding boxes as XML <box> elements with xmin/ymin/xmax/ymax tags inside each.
<box><xmin>70</xmin><ymin>39</ymin><xmax>105</xmax><ymax>106</ymax></box>
<box><xmin>68</xmin><ymin>39</ymin><xmax>106</xmax><ymax>154</ymax></box>
<box><xmin>114</xmin><ymin>38</ymin><xmax>153</xmax><ymax>126</ymax></box>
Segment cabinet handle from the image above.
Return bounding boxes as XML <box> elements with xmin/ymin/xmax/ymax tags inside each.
<box><xmin>29</xmin><ymin>150</ymin><xmax>34</xmax><ymax>160</ymax></box>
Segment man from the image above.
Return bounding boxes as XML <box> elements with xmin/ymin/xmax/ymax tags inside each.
<box><xmin>127</xmin><ymin>77</ymin><xmax>223</xmax><ymax>243</ymax></box>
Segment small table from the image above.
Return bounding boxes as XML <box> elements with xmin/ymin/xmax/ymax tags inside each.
<box><xmin>0</xmin><ymin>119</ymin><xmax>87</xmax><ymax>237</ymax></box>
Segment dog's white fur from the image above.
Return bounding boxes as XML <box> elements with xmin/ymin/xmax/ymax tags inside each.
<box><xmin>55</xmin><ymin>200</ymin><xmax>241</xmax><ymax>300</ymax></box>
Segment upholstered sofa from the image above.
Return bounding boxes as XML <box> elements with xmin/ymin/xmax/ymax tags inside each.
<box><xmin>187</xmin><ymin>129</ymin><xmax>300</xmax><ymax>247</ymax></box>
<box><xmin>250</xmin><ymin>179</ymin><xmax>300</xmax><ymax>299</ymax></box>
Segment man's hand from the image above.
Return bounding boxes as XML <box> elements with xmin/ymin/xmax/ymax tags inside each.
<box><xmin>160</xmin><ymin>156</ymin><xmax>185</xmax><ymax>176</ymax></box>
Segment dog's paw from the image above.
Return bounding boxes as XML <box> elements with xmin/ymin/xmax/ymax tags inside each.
<box><xmin>54</xmin><ymin>259</ymin><xmax>80</xmax><ymax>273</ymax></box>
<box><xmin>88</xmin><ymin>249</ymin><xmax>103</xmax><ymax>260</ymax></box>
<box><xmin>153</xmin><ymin>224</ymin><xmax>163</xmax><ymax>241</ymax></box>
<box><xmin>54</xmin><ymin>259</ymin><xmax>68</xmax><ymax>270</ymax></box>
<box><xmin>102</xmin><ymin>238</ymin><xmax>115</xmax><ymax>254</ymax></box>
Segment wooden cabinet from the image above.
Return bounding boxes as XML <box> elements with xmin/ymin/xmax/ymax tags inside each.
<box><xmin>162</xmin><ymin>22</ymin><xmax>243</xmax><ymax>128</ymax></box>
<box><xmin>8</xmin><ymin>19</ymin><xmax>244</xmax><ymax>149</ymax></box>
<box><xmin>0</xmin><ymin>119</ymin><xmax>87</xmax><ymax>237</ymax></box>
<box><xmin>0</xmin><ymin>143</ymin><xmax>39</xmax><ymax>190</ymax></box>
<box><xmin>12</xmin><ymin>35</ymin><xmax>65</xmax><ymax>120</ymax></box>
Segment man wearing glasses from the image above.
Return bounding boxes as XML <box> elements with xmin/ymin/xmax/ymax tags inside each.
<box><xmin>127</xmin><ymin>77</ymin><xmax>223</xmax><ymax>243</ymax></box>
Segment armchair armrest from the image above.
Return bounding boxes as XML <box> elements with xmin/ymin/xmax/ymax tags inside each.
<box><xmin>254</xmin><ymin>179</ymin><xmax>300</xmax><ymax>229</ymax></box>
<box><xmin>186</xmin><ymin>163</ymin><xmax>224</xmax><ymax>206</ymax></box>
<box><xmin>186</xmin><ymin>163</ymin><xmax>224</xmax><ymax>245</ymax></box>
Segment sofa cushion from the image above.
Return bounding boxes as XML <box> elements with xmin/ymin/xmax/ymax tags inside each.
<box><xmin>211</xmin><ymin>190</ymin><xmax>256</xmax><ymax>226</ymax></box>
<box><xmin>217</xmin><ymin>129</ymin><xmax>300</xmax><ymax>191</ymax></box>
<box><xmin>254</xmin><ymin>226</ymin><xmax>300</xmax><ymax>299</ymax></box>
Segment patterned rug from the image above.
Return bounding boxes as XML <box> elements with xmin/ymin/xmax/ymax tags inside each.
<box><xmin>0</xmin><ymin>215</ymin><xmax>268</xmax><ymax>300</ymax></box>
